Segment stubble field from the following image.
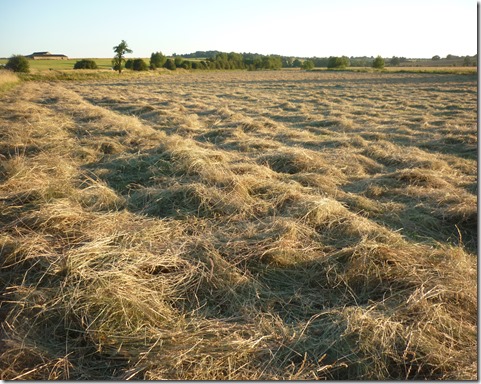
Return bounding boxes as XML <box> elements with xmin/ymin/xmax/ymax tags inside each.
<box><xmin>0</xmin><ymin>70</ymin><xmax>477</xmax><ymax>379</ymax></box>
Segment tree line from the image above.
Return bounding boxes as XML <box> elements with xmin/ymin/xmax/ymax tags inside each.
<box><xmin>2</xmin><ymin>39</ymin><xmax>476</xmax><ymax>74</ymax></box>
<box><xmin>149</xmin><ymin>51</ymin><xmax>284</xmax><ymax>71</ymax></box>
<box><xmin>106</xmin><ymin>41</ymin><xmax>284</xmax><ymax>73</ymax></box>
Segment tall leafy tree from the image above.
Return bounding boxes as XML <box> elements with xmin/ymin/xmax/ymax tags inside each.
<box><xmin>112</xmin><ymin>40</ymin><xmax>133</xmax><ymax>74</ymax></box>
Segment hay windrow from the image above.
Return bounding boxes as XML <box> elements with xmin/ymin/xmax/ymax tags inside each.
<box><xmin>0</xmin><ymin>71</ymin><xmax>476</xmax><ymax>380</ymax></box>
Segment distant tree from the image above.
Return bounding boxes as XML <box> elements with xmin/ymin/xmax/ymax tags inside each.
<box><xmin>253</xmin><ymin>55</ymin><xmax>279</xmax><ymax>70</ymax></box>
<box><xmin>432</xmin><ymin>55</ymin><xmax>441</xmax><ymax>61</ymax></box>
<box><xmin>292</xmin><ymin>59</ymin><xmax>302</xmax><ymax>68</ymax></box>
<box><xmin>313</xmin><ymin>57</ymin><xmax>328</xmax><ymax>67</ymax></box>
<box><xmin>150</xmin><ymin>51</ymin><xmax>166</xmax><ymax>69</ymax></box>
<box><xmin>390</xmin><ymin>56</ymin><xmax>401</xmax><ymax>66</ymax></box>
<box><xmin>181</xmin><ymin>60</ymin><xmax>192</xmax><ymax>70</ymax></box>
<box><xmin>174</xmin><ymin>57</ymin><xmax>184</xmax><ymax>67</ymax></box>
<box><xmin>462</xmin><ymin>56</ymin><xmax>472</xmax><ymax>66</ymax></box>
<box><xmin>125</xmin><ymin>59</ymin><xmax>134</xmax><ymax>70</ymax></box>
<box><xmin>112</xmin><ymin>40</ymin><xmax>133</xmax><ymax>74</ymax></box>
<box><xmin>242</xmin><ymin>54</ymin><xmax>280</xmax><ymax>70</ymax></box>
<box><xmin>350</xmin><ymin>57</ymin><xmax>371</xmax><ymax>67</ymax></box>
<box><xmin>282</xmin><ymin>57</ymin><xmax>294</xmax><ymax>67</ymax></box>
<box><xmin>266</xmin><ymin>55</ymin><xmax>283</xmax><ymax>70</ymax></box>
<box><xmin>74</xmin><ymin>59</ymin><xmax>98</xmax><ymax>69</ymax></box>
<box><xmin>327</xmin><ymin>56</ymin><xmax>350</xmax><ymax>69</ymax></box>
<box><xmin>5</xmin><ymin>55</ymin><xmax>30</xmax><ymax>73</ymax></box>
<box><xmin>164</xmin><ymin>58</ymin><xmax>176</xmax><ymax>70</ymax></box>
<box><xmin>372</xmin><ymin>55</ymin><xmax>385</xmax><ymax>69</ymax></box>
<box><xmin>208</xmin><ymin>60</ymin><xmax>216</xmax><ymax>70</ymax></box>
<box><xmin>228</xmin><ymin>52</ymin><xmax>244</xmax><ymax>69</ymax></box>
<box><xmin>301</xmin><ymin>60</ymin><xmax>314</xmax><ymax>70</ymax></box>
<box><xmin>132</xmin><ymin>58</ymin><xmax>148</xmax><ymax>71</ymax></box>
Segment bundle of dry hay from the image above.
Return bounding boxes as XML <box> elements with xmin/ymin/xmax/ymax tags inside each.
<box><xmin>0</xmin><ymin>72</ymin><xmax>477</xmax><ymax>380</ymax></box>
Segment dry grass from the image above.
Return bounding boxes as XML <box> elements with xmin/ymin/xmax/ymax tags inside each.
<box><xmin>0</xmin><ymin>70</ymin><xmax>20</xmax><ymax>93</ymax></box>
<box><xmin>0</xmin><ymin>70</ymin><xmax>477</xmax><ymax>380</ymax></box>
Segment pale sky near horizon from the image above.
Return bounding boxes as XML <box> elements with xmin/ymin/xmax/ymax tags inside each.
<box><xmin>0</xmin><ymin>0</ymin><xmax>477</xmax><ymax>59</ymax></box>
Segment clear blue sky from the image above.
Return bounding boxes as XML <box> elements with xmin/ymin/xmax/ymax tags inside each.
<box><xmin>0</xmin><ymin>0</ymin><xmax>477</xmax><ymax>59</ymax></box>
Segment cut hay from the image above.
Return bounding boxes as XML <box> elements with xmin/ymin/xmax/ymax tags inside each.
<box><xmin>0</xmin><ymin>70</ymin><xmax>476</xmax><ymax>380</ymax></box>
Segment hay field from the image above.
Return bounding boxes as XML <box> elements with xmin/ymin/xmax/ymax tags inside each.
<box><xmin>0</xmin><ymin>70</ymin><xmax>477</xmax><ymax>379</ymax></box>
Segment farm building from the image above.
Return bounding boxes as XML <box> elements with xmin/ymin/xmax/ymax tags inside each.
<box><xmin>26</xmin><ymin>51</ymin><xmax>68</xmax><ymax>60</ymax></box>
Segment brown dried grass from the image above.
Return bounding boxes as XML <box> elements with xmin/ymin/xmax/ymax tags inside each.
<box><xmin>0</xmin><ymin>70</ymin><xmax>476</xmax><ymax>380</ymax></box>
<box><xmin>0</xmin><ymin>70</ymin><xmax>19</xmax><ymax>93</ymax></box>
